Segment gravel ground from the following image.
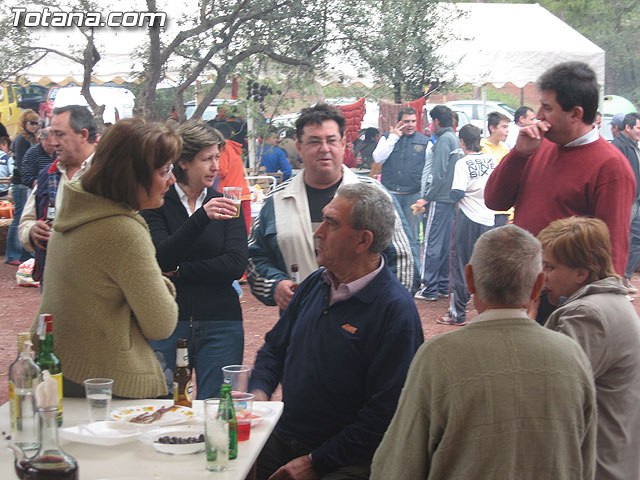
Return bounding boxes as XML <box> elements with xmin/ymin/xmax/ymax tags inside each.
<box><xmin>2</xmin><ymin>260</ymin><xmax>638</xmax><ymax>405</ymax></box>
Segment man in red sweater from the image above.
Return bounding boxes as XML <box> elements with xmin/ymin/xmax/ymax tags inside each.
<box><xmin>485</xmin><ymin>62</ymin><xmax>635</xmax><ymax>279</ymax></box>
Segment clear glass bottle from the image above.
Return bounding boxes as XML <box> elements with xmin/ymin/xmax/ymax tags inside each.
<box><xmin>9</xmin><ymin>336</ymin><xmax>41</xmax><ymax>451</ymax></box>
<box><xmin>217</xmin><ymin>381</ymin><xmax>238</xmax><ymax>460</ymax></box>
<box><xmin>20</xmin><ymin>406</ymin><xmax>78</xmax><ymax>479</ymax></box>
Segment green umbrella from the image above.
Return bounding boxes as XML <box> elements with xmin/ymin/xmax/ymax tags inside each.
<box><xmin>603</xmin><ymin>95</ymin><xmax>637</xmax><ymax>115</ymax></box>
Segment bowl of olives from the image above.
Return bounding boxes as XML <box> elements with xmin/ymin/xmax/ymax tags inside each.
<box><xmin>141</xmin><ymin>425</ymin><xmax>205</xmax><ymax>455</ymax></box>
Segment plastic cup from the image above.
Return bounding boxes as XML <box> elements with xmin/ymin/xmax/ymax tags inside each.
<box><xmin>232</xmin><ymin>392</ymin><xmax>254</xmax><ymax>442</ymax></box>
<box><xmin>83</xmin><ymin>378</ymin><xmax>113</xmax><ymax>423</ymax></box>
<box><xmin>204</xmin><ymin>399</ymin><xmax>229</xmax><ymax>472</ymax></box>
<box><xmin>223</xmin><ymin>187</ymin><xmax>242</xmax><ymax>218</ymax></box>
<box><xmin>221</xmin><ymin>365</ymin><xmax>251</xmax><ymax>393</ymax></box>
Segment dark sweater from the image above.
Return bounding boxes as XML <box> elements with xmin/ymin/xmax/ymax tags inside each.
<box><xmin>10</xmin><ymin>134</ymin><xmax>35</xmax><ymax>185</ymax></box>
<box><xmin>249</xmin><ymin>263</ymin><xmax>424</xmax><ymax>474</ymax></box>
<box><xmin>20</xmin><ymin>143</ymin><xmax>54</xmax><ymax>188</ymax></box>
<box><xmin>141</xmin><ymin>185</ymin><xmax>248</xmax><ymax>322</ymax></box>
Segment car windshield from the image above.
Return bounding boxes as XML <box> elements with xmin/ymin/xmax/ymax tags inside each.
<box><xmin>498</xmin><ymin>103</ymin><xmax>516</xmax><ymax>115</ymax></box>
<box><xmin>185</xmin><ymin>105</ymin><xmax>219</xmax><ymax>121</ymax></box>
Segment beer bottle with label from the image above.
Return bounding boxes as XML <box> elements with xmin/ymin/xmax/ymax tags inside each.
<box><xmin>35</xmin><ymin>314</ymin><xmax>63</xmax><ymax>426</ymax></box>
<box><xmin>217</xmin><ymin>380</ymin><xmax>238</xmax><ymax>460</ymax></box>
<box><xmin>9</xmin><ymin>335</ymin><xmax>41</xmax><ymax>450</ymax></box>
<box><xmin>173</xmin><ymin>338</ymin><xmax>192</xmax><ymax>407</ymax></box>
<box><xmin>290</xmin><ymin>264</ymin><xmax>300</xmax><ymax>292</ymax></box>
<box><xmin>45</xmin><ymin>198</ymin><xmax>56</xmax><ymax>228</ymax></box>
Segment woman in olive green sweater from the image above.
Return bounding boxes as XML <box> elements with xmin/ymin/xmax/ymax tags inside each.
<box><xmin>33</xmin><ymin>118</ymin><xmax>181</xmax><ymax>399</ymax></box>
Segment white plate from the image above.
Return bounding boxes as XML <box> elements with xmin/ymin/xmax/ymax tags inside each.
<box><xmin>140</xmin><ymin>425</ymin><xmax>205</xmax><ymax>455</ymax></box>
<box><xmin>60</xmin><ymin>421</ymin><xmax>142</xmax><ymax>446</ymax></box>
<box><xmin>250</xmin><ymin>405</ymin><xmax>275</xmax><ymax>427</ymax></box>
<box><xmin>110</xmin><ymin>404</ymin><xmax>197</xmax><ymax>427</ymax></box>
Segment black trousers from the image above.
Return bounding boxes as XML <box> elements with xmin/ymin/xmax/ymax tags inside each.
<box><xmin>257</xmin><ymin>430</ymin><xmax>370</xmax><ymax>480</ymax></box>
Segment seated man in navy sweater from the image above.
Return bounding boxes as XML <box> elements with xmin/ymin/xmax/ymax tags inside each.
<box><xmin>249</xmin><ymin>182</ymin><xmax>424</xmax><ymax>480</ymax></box>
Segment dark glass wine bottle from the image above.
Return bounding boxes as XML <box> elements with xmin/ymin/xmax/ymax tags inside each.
<box><xmin>35</xmin><ymin>315</ymin><xmax>63</xmax><ymax>426</ymax></box>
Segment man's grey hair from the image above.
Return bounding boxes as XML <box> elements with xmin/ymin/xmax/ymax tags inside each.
<box><xmin>52</xmin><ymin>105</ymin><xmax>98</xmax><ymax>143</ymax></box>
<box><xmin>336</xmin><ymin>183</ymin><xmax>394</xmax><ymax>253</ymax></box>
<box><xmin>39</xmin><ymin>127</ymin><xmax>50</xmax><ymax>141</ymax></box>
<box><xmin>470</xmin><ymin>225</ymin><xmax>542</xmax><ymax>306</ymax></box>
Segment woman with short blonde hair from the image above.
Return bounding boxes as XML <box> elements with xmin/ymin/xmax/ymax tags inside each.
<box><xmin>539</xmin><ymin>216</ymin><xmax>640</xmax><ymax>480</ymax></box>
<box><xmin>142</xmin><ymin>120</ymin><xmax>248</xmax><ymax>399</ymax></box>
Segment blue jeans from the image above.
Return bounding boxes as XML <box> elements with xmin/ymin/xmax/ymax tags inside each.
<box><xmin>449</xmin><ymin>210</ymin><xmax>493</xmax><ymax>322</ymax></box>
<box><xmin>626</xmin><ymin>200</ymin><xmax>640</xmax><ymax>278</ymax></box>
<box><xmin>150</xmin><ymin>320</ymin><xmax>244</xmax><ymax>400</ymax></box>
<box><xmin>391</xmin><ymin>191</ymin><xmax>422</xmax><ymax>266</ymax></box>
<box><xmin>5</xmin><ymin>184</ymin><xmax>32</xmax><ymax>263</ymax></box>
<box><xmin>420</xmin><ymin>201</ymin><xmax>455</xmax><ymax>296</ymax></box>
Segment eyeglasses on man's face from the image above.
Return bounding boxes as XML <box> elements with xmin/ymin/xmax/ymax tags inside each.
<box><xmin>301</xmin><ymin>138</ymin><xmax>342</xmax><ymax>149</ymax></box>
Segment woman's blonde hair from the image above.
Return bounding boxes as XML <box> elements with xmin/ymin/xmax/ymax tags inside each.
<box><xmin>174</xmin><ymin>121</ymin><xmax>225</xmax><ymax>185</ymax></box>
<box><xmin>537</xmin><ymin>216</ymin><xmax>619</xmax><ymax>283</ymax></box>
<box><xmin>18</xmin><ymin>109</ymin><xmax>40</xmax><ymax>141</ymax></box>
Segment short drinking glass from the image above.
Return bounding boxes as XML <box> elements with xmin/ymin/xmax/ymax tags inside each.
<box><xmin>232</xmin><ymin>392</ymin><xmax>254</xmax><ymax>442</ymax></box>
<box><xmin>83</xmin><ymin>378</ymin><xmax>113</xmax><ymax>423</ymax></box>
<box><xmin>221</xmin><ymin>364</ymin><xmax>251</xmax><ymax>393</ymax></box>
<box><xmin>223</xmin><ymin>187</ymin><xmax>242</xmax><ymax>218</ymax></box>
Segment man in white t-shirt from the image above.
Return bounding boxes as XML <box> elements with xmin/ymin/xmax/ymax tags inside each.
<box><xmin>505</xmin><ymin>106</ymin><xmax>536</xmax><ymax>149</ymax></box>
<box><xmin>437</xmin><ymin>124</ymin><xmax>496</xmax><ymax>325</ymax></box>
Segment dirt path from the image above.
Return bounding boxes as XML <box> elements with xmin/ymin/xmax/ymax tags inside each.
<box><xmin>3</xmin><ymin>261</ymin><xmax>637</xmax><ymax>405</ymax></box>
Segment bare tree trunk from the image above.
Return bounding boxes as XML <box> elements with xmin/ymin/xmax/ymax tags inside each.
<box><xmin>79</xmin><ymin>27</ymin><xmax>105</xmax><ymax>131</ymax></box>
<box><xmin>393</xmin><ymin>82</ymin><xmax>402</xmax><ymax>104</ymax></box>
<box><xmin>133</xmin><ymin>0</ymin><xmax>163</xmax><ymax>120</ymax></box>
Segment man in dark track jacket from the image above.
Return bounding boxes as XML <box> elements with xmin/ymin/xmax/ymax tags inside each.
<box><xmin>249</xmin><ymin>183</ymin><xmax>424</xmax><ymax>480</ymax></box>
<box><xmin>415</xmin><ymin>105</ymin><xmax>463</xmax><ymax>301</ymax></box>
<box><xmin>373</xmin><ymin>107</ymin><xmax>429</xmax><ymax>260</ymax></box>
<box><xmin>612</xmin><ymin>112</ymin><xmax>640</xmax><ymax>291</ymax></box>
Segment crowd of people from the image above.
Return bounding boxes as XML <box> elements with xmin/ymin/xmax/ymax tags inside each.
<box><xmin>1</xmin><ymin>59</ymin><xmax>639</xmax><ymax>479</ymax></box>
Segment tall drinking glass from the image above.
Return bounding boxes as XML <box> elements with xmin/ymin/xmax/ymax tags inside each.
<box><xmin>204</xmin><ymin>398</ymin><xmax>229</xmax><ymax>472</ymax></box>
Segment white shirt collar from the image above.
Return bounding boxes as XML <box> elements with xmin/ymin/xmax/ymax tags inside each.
<box><xmin>174</xmin><ymin>183</ymin><xmax>207</xmax><ymax>216</ymax></box>
<box><xmin>563</xmin><ymin>125</ymin><xmax>599</xmax><ymax>147</ymax></box>
<box><xmin>57</xmin><ymin>153</ymin><xmax>94</xmax><ymax>181</ymax></box>
<box><xmin>321</xmin><ymin>255</ymin><xmax>385</xmax><ymax>306</ymax></box>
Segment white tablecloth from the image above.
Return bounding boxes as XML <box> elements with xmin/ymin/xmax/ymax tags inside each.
<box><xmin>1</xmin><ymin>398</ymin><xmax>283</xmax><ymax>480</ymax></box>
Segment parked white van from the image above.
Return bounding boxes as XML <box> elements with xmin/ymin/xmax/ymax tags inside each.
<box><xmin>53</xmin><ymin>86</ymin><xmax>135</xmax><ymax>124</ymax></box>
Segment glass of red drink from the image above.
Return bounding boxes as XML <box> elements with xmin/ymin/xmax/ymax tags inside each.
<box><xmin>231</xmin><ymin>393</ymin><xmax>254</xmax><ymax>442</ymax></box>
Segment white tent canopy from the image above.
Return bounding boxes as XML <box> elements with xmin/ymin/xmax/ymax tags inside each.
<box><xmin>320</xmin><ymin>3</ymin><xmax>605</xmax><ymax>91</ymax></box>
<box><xmin>439</xmin><ymin>2</ymin><xmax>605</xmax><ymax>88</ymax></box>
<box><xmin>15</xmin><ymin>2</ymin><xmax>605</xmax><ymax>93</ymax></box>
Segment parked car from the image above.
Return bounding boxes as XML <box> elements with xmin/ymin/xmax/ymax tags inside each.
<box><xmin>39</xmin><ymin>86</ymin><xmax>59</xmax><ymax>126</ymax></box>
<box><xmin>445</xmin><ymin>100</ymin><xmax>515</xmax><ymax>130</ymax></box>
<box><xmin>0</xmin><ymin>85</ymin><xmax>22</xmax><ymax>136</ymax></box>
<box><xmin>15</xmin><ymin>84</ymin><xmax>49</xmax><ymax>112</ymax></box>
<box><xmin>53</xmin><ymin>86</ymin><xmax>135</xmax><ymax>124</ymax></box>
<box><xmin>184</xmin><ymin>99</ymin><xmax>240</xmax><ymax>122</ymax></box>
<box><xmin>424</xmin><ymin>104</ymin><xmax>472</xmax><ymax>133</ymax></box>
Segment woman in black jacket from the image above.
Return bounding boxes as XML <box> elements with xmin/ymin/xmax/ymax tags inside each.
<box><xmin>142</xmin><ymin>121</ymin><xmax>248</xmax><ymax>399</ymax></box>
<box><xmin>5</xmin><ymin>109</ymin><xmax>39</xmax><ymax>265</ymax></box>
